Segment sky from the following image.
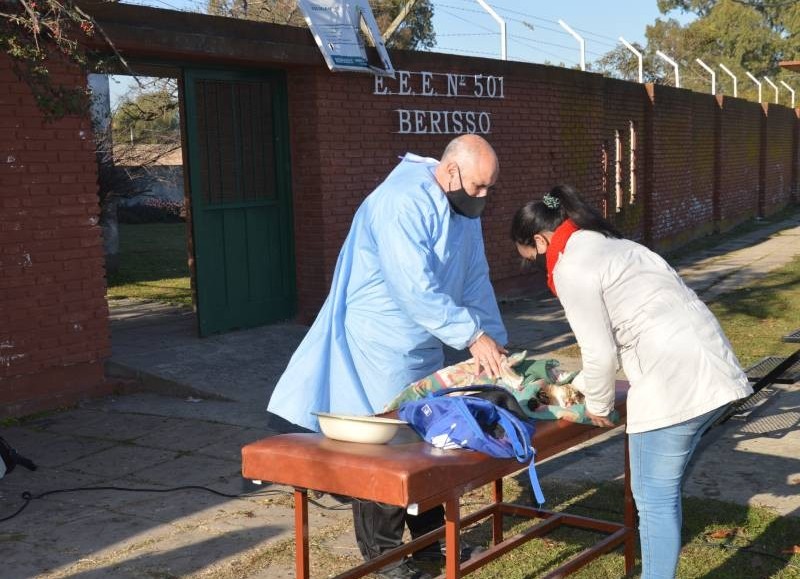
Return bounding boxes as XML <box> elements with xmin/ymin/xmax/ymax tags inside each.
<box><xmin>109</xmin><ymin>0</ymin><xmax>695</xmax><ymax>105</ymax></box>
<box><xmin>428</xmin><ymin>0</ymin><xmax>693</xmax><ymax>66</ymax></box>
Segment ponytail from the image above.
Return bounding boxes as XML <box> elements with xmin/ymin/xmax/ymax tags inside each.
<box><xmin>511</xmin><ymin>184</ymin><xmax>622</xmax><ymax>245</ymax></box>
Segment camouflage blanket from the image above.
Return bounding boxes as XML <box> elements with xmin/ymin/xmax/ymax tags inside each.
<box><xmin>383</xmin><ymin>351</ymin><xmax>619</xmax><ymax>425</ymax></box>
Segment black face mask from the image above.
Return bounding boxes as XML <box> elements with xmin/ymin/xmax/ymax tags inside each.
<box><xmin>523</xmin><ymin>251</ymin><xmax>547</xmax><ymax>273</ymax></box>
<box><xmin>446</xmin><ymin>188</ymin><xmax>486</xmax><ymax>218</ymax></box>
<box><xmin>446</xmin><ymin>166</ymin><xmax>486</xmax><ymax>219</ymax></box>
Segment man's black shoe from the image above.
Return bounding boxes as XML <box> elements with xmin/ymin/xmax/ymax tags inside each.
<box><xmin>412</xmin><ymin>540</ymin><xmax>486</xmax><ymax>563</ymax></box>
<box><xmin>375</xmin><ymin>560</ymin><xmax>433</xmax><ymax>579</ymax></box>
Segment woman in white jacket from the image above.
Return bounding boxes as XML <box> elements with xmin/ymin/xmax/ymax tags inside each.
<box><xmin>511</xmin><ymin>185</ymin><xmax>752</xmax><ymax>579</ymax></box>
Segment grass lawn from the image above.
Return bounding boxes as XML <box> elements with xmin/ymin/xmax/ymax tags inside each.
<box><xmin>443</xmin><ymin>478</ymin><xmax>800</xmax><ymax>579</ymax></box>
<box><xmin>285</xmin><ymin>478</ymin><xmax>800</xmax><ymax>578</ymax></box>
<box><xmin>106</xmin><ymin>222</ymin><xmax>192</xmax><ymax>306</ymax></box>
<box><xmin>708</xmin><ymin>252</ymin><xmax>800</xmax><ymax>367</ymax></box>
<box><xmin>104</xmin><ymin>218</ymin><xmax>800</xmax><ymax>577</ymax></box>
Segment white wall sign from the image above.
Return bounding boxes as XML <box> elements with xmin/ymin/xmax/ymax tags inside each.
<box><xmin>374</xmin><ymin>70</ymin><xmax>504</xmax><ymax>134</ymax></box>
<box><xmin>374</xmin><ymin>71</ymin><xmax>504</xmax><ymax>99</ymax></box>
<box><xmin>298</xmin><ymin>0</ymin><xmax>395</xmax><ymax>77</ymax></box>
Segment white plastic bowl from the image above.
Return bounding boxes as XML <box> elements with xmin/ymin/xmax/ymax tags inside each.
<box><xmin>313</xmin><ymin>412</ymin><xmax>407</xmax><ymax>444</ymax></box>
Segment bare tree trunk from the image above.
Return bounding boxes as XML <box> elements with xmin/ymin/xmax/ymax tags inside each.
<box><xmin>101</xmin><ymin>197</ymin><xmax>120</xmax><ymax>274</ymax></box>
<box><xmin>382</xmin><ymin>0</ymin><xmax>417</xmax><ymax>44</ymax></box>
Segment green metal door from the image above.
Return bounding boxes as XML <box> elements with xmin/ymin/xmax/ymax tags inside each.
<box><xmin>183</xmin><ymin>68</ymin><xmax>295</xmax><ymax>336</ymax></box>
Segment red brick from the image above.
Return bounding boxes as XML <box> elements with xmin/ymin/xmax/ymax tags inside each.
<box><xmin>3</xmin><ymin>43</ymin><xmax>799</xmax><ymax>419</ymax></box>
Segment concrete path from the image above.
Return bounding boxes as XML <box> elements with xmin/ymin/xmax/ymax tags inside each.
<box><xmin>1</xmin><ymin>210</ymin><xmax>798</xmax><ymax>578</ymax></box>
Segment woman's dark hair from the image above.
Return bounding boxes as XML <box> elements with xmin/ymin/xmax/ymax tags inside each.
<box><xmin>510</xmin><ymin>184</ymin><xmax>623</xmax><ymax>246</ymax></box>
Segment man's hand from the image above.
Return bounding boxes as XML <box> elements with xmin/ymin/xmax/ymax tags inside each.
<box><xmin>585</xmin><ymin>409</ymin><xmax>615</xmax><ymax>428</ymax></box>
<box><xmin>468</xmin><ymin>333</ymin><xmax>508</xmax><ymax>379</ymax></box>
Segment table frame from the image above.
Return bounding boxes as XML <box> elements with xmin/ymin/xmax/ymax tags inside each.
<box><xmin>285</xmin><ymin>438</ymin><xmax>636</xmax><ymax>579</ymax></box>
<box><xmin>243</xmin><ymin>382</ymin><xmax>635</xmax><ymax>578</ymax></box>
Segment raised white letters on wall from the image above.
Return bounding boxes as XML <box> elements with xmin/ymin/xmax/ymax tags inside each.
<box><xmin>396</xmin><ymin>110</ymin><xmax>492</xmax><ymax>135</ymax></box>
<box><xmin>373</xmin><ymin>70</ymin><xmax>504</xmax><ymax>135</ymax></box>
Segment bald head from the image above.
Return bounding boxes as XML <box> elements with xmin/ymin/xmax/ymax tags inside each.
<box><xmin>435</xmin><ymin>135</ymin><xmax>499</xmax><ymax>199</ymax></box>
<box><xmin>441</xmin><ymin>134</ymin><xmax>498</xmax><ymax>168</ymax></box>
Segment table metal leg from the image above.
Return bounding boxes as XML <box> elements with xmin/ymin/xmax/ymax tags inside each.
<box><xmin>295</xmin><ymin>488</ymin><xmax>310</xmax><ymax>579</ymax></box>
<box><xmin>623</xmin><ymin>434</ymin><xmax>636</xmax><ymax>575</ymax></box>
<box><xmin>444</xmin><ymin>497</ymin><xmax>461</xmax><ymax>579</ymax></box>
<box><xmin>492</xmin><ymin>478</ymin><xmax>503</xmax><ymax>545</ymax></box>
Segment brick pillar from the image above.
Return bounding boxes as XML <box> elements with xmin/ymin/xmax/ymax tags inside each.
<box><xmin>712</xmin><ymin>94</ymin><xmax>723</xmax><ymax>232</ymax></box>
<box><xmin>758</xmin><ymin>103</ymin><xmax>767</xmax><ymax>218</ymax></box>
<box><xmin>0</xmin><ymin>53</ymin><xmax>111</xmax><ymax>418</ymax></box>
<box><xmin>642</xmin><ymin>84</ymin><xmax>655</xmax><ymax>248</ymax></box>
<box><xmin>792</xmin><ymin>108</ymin><xmax>799</xmax><ymax>204</ymax></box>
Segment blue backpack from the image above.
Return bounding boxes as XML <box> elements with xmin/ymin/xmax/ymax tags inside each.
<box><xmin>398</xmin><ymin>386</ymin><xmax>545</xmax><ymax>505</ymax></box>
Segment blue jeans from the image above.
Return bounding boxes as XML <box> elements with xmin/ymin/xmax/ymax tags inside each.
<box><xmin>629</xmin><ymin>406</ymin><xmax>727</xmax><ymax>579</ymax></box>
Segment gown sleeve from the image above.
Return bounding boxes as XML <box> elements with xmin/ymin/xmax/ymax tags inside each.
<box><xmin>554</xmin><ymin>258</ymin><xmax>617</xmax><ymax>417</ymax></box>
<box><xmin>460</xmin><ymin>223</ymin><xmax>507</xmax><ymax>345</ymax></box>
<box><xmin>372</xmin><ymin>193</ymin><xmax>481</xmax><ymax>350</ymax></box>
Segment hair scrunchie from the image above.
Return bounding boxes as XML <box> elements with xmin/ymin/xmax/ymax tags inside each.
<box><xmin>542</xmin><ymin>193</ymin><xmax>560</xmax><ymax>209</ymax></box>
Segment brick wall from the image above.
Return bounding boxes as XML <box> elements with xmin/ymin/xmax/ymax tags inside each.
<box><xmin>0</xmin><ymin>53</ymin><xmax>110</xmax><ymax>417</ymax></box>
<box><xmin>287</xmin><ymin>54</ymin><xmax>798</xmax><ymax>319</ymax></box>
<box><xmin>645</xmin><ymin>85</ymin><xmax>715</xmax><ymax>250</ymax></box>
<box><xmin>764</xmin><ymin>104</ymin><xmax>797</xmax><ymax>215</ymax></box>
<box><xmin>718</xmin><ymin>97</ymin><xmax>763</xmax><ymax>227</ymax></box>
<box><xmin>3</xmin><ymin>43</ymin><xmax>798</xmax><ymax>413</ymax></box>
<box><xmin>602</xmin><ymin>78</ymin><xmax>649</xmax><ymax>243</ymax></box>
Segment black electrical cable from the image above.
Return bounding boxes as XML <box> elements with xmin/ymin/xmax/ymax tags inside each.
<box><xmin>0</xmin><ymin>484</ymin><xmax>351</xmax><ymax>523</ymax></box>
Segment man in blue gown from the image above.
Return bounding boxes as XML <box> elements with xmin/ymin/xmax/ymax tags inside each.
<box><xmin>268</xmin><ymin>134</ymin><xmax>507</xmax><ymax>579</ymax></box>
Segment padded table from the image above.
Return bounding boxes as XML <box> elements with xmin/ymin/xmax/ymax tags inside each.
<box><xmin>242</xmin><ymin>381</ymin><xmax>634</xmax><ymax>578</ymax></box>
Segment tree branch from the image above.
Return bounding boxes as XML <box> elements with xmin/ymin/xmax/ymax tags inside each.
<box><xmin>382</xmin><ymin>0</ymin><xmax>417</xmax><ymax>44</ymax></box>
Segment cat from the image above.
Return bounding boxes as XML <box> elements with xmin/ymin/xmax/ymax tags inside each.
<box><xmin>535</xmin><ymin>383</ymin><xmax>584</xmax><ymax>408</ymax></box>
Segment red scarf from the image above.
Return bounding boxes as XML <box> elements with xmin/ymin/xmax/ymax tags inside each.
<box><xmin>546</xmin><ymin>219</ymin><xmax>580</xmax><ymax>297</ymax></box>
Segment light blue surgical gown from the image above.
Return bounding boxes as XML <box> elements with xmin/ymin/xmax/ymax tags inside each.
<box><xmin>267</xmin><ymin>153</ymin><xmax>507</xmax><ymax>431</ymax></box>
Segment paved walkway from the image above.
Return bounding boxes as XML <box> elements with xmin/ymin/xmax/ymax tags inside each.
<box><xmin>1</xmin><ymin>210</ymin><xmax>798</xmax><ymax>578</ymax></box>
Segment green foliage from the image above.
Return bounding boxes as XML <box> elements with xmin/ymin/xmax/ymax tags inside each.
<box><xmin>594</xmin><ymin>0</ymin><xmax>800</xmax><ymax>103</ymax></box>
<box><xmin>0</xmin><ymin>0</ymin><xmax>95</xmax><ymax>120</ymax></box>
<box><xmin>106</xmin><ymin>223</ymin><xmax>192</xmax><ymax>306</ymax></box>
<box><xmin>118</xmin><ymin>198</ymin><xmax>185</xmax><ymax>224</ymax></box>
<box><xmin>591</xmin><ymin>41</ymin><xmax>662</xmax><ymax>83</ymax></box>
<box><xmin>709</xmin><ymin>250</ymin><xmax>800</xmax><ymax>366</ymax></box>
<box><xmin>111</xmin><ymin>82</ymin><xmax>179</xmax><ymax>145</ymax></box>
<box><xmin>205</xmin><ymin>0</ymin><xmax>436</xmax><ymax>50</ymax></box>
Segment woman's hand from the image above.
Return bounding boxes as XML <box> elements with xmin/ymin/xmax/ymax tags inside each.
<box><xmin>468</xmin><ymin>333</ymin><xmax>508</xmax><ymax>378</ymax></box>
<box><xmin>585</xmin><ymin>409</ymin><xmax>616</xmax><ymax>428</ymax></box>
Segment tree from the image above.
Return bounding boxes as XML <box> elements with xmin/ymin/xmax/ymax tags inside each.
<box><xmin>111</xmin><ymin>79</ymin><xmax>180</xmax><ymax>145</ymax></box>
<box><xmin>98</xmin><ymin>77</ymin><xmax>181</xmax><ymax>272</ymax></box>
<box><xmin>590</xmin><ymin>41</ymin><xmax>664</xmax><ymax>83</ymax></box>
<box><xmin>0</xmin><ymin>0</ymin><xmax>97</xmax><ymax>119</ymax></box>
<box><xmin>592</xmin><ymin>0</ymin><xmax>800</xmax><ymax>102</ymax></box>
<box><xmin>206</xmin><ymin>0</ymin><xmax>436</xmax><ymax>50</ymax></box>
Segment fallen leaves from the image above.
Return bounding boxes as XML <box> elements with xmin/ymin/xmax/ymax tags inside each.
<box><xmin>706</xmin><ymin>527</ymin><xmax>746</xmax><ymax>540</ymax></box>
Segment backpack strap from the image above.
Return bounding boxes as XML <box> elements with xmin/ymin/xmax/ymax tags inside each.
<box><xmin>527</xmin><ymin>465</ymin><xmax>546</xmax><ymax>506</ymax></box>
<box><xmin>494</xmin><ymin>407</ymin><xmax>546</xmax><ymax>505</ymax></box>
<box><xmin>412</xmin><ymin>388</ymin><xmax>546</xmax><ymax>506</ymax></box>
